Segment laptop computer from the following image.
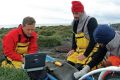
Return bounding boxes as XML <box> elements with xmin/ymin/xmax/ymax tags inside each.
<box><xmin>24</xmin><ymin>53</ymin><xmax>46</xmax><ymax>72</ymax></box>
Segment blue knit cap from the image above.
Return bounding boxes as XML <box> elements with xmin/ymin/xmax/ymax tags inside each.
<box><xmin>93</xmin><ymin>24</ymin><xmax>115</xmax><ymax>45</ymax></box>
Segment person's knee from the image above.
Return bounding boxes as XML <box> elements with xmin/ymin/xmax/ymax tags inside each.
<box><xmin>12</xmin><ymin>61</ymin><xmax>22</xmax><ymax>68</ymax></box>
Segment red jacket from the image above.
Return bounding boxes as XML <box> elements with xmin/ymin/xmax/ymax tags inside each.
<box><xmin>2</xmin><ymin>24</ymin><xmax>38</xmax><ymax>61</ymax></box>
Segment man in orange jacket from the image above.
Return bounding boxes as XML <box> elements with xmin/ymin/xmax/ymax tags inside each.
<box><xmin>2</xmin><ymin>16</ymin><xmax>38</xmax><ymax>68</ymax></box>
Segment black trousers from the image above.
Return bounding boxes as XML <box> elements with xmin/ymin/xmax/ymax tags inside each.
<box><xmin>27</xmin><ymin>70</ymin><xmax>48</xmax><ymax>80</ymax></box>
<box><xmin>67</xmin><ymin>61</ymin><xmax>83</xmax><ymax>71</ymax></box>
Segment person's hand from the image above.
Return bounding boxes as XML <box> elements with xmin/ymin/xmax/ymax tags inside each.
<box><xmin>74</xmin><ymin>71</ymin><xmax>85</xmax><ymax>79</ymax></box>
<box><xmin>74</xmin><ymin>65</ymin><xmax>90</xmax><ymax>79</ymax></box>
<box><xmin>66</xmin><ymin>50</ymin><xmax>74</xmax><ymax>57</ymax></box>
<box><xmin>77</xmin><ymin>54</ymin><xmax>86</xmax><ymax>61</ymax></box>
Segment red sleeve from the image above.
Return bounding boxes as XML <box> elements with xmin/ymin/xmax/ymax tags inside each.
<box><xmin>2</xmin><ymin>35</ymin><xmax>22</xmax><ymax>61</ymax></box>
<box><xmin>28</xmin><ymin>32</ymin><xmax>38</xmax><ymax>54</ymax></box>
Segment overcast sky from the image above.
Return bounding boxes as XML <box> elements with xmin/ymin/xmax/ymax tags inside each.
<box><xmin>0</xmin><ymin>0</ymin><xmax>120</xmax><ymax>27</ymax></box>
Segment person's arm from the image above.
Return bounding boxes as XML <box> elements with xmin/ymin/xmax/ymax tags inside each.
<box><xmin>71</xmin><ymin>20</ymin><xmax>79</xmax><ymax>50</ymax></box>
<box><xmin>2</xmin><ymin>36</ymin><xmax>22</xmax><ymax>61</ymax></box>
<box><xmin>72</xmin><ymin>33</ymin><xmax>77</xmax><ymax>50</ymax></box>
<box><xmin>88</xmin><ymin>46</ymin><xmax>107</xmax><ymax>68</ymax></box>
<box><xmin>84</xmin><ymin>18</ymin><xmax>98</xmax><ymax>57</ymax></box>
<box><xmin>28</xmin><ymin>32</ymin><xmax>38</xmax><ymax>54</ymax></box>
<box><xmin>74</xmin><ymin>46</ymin><xmax>107</xmax><ymax>79</ymax></box>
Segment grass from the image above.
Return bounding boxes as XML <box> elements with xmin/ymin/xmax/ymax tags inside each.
<box><xmin>0</xmin><ymin>67</ymin><xmax>30</xmax><ymax>80</ymax></box>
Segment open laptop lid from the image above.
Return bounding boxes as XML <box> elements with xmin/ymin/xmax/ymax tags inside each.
<box><xmin>24</xmin><ymin>53</ymin><xmax>46</xmax><ymax>72</ymax></box>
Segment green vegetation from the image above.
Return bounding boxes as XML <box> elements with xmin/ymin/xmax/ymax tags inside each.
<box><xmin>0</xmin><ymin>24</ymin><xmax>120</xmax><ymax>79</ymax></box>
<box><xmin>38</xmin><ymin>35</ymin><xmax>62</xmax><ymax>47</ymax></box>
<box><xmin>36</xmin><ymin>25</ymin><xmax>72</xmax><ymax>48</ymax></box>
<box><xmin>0</xmin><ymin>67</ymin><xmax>29</xmax><ymax>80</ymax></box>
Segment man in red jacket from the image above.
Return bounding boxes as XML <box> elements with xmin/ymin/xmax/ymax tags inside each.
<box><xmin>2</xmin><ymin>16</ymin><xmax>38</xmax><ymax>68</ymax></box>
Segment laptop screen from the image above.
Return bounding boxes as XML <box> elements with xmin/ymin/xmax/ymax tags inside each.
<box><xmin>24</xmin><ymin>53</ymin><xmax>46</xmax><ymax>71</ymax></box>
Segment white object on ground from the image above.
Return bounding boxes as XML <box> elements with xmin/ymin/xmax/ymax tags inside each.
<box><xmin>79</xmin><ymin>66</ymin><xmax>120</xmax><ymax>80</ymax></box>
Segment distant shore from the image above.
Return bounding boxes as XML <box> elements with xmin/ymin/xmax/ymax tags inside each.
<box><xmin>0</xmin><ymin>24</ymin><xmax>70</xmax><ymax>28</ymax></box>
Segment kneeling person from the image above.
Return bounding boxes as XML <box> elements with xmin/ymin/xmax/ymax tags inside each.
<box><xmin>2</xmin><ymin>16</ymin><xmax>38</xmax><ymax>68</ymax></box>
<box><xmin>74</xmin><ymin>25</ymin><xmax>120</xmax><ymax>79</ymax></box>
